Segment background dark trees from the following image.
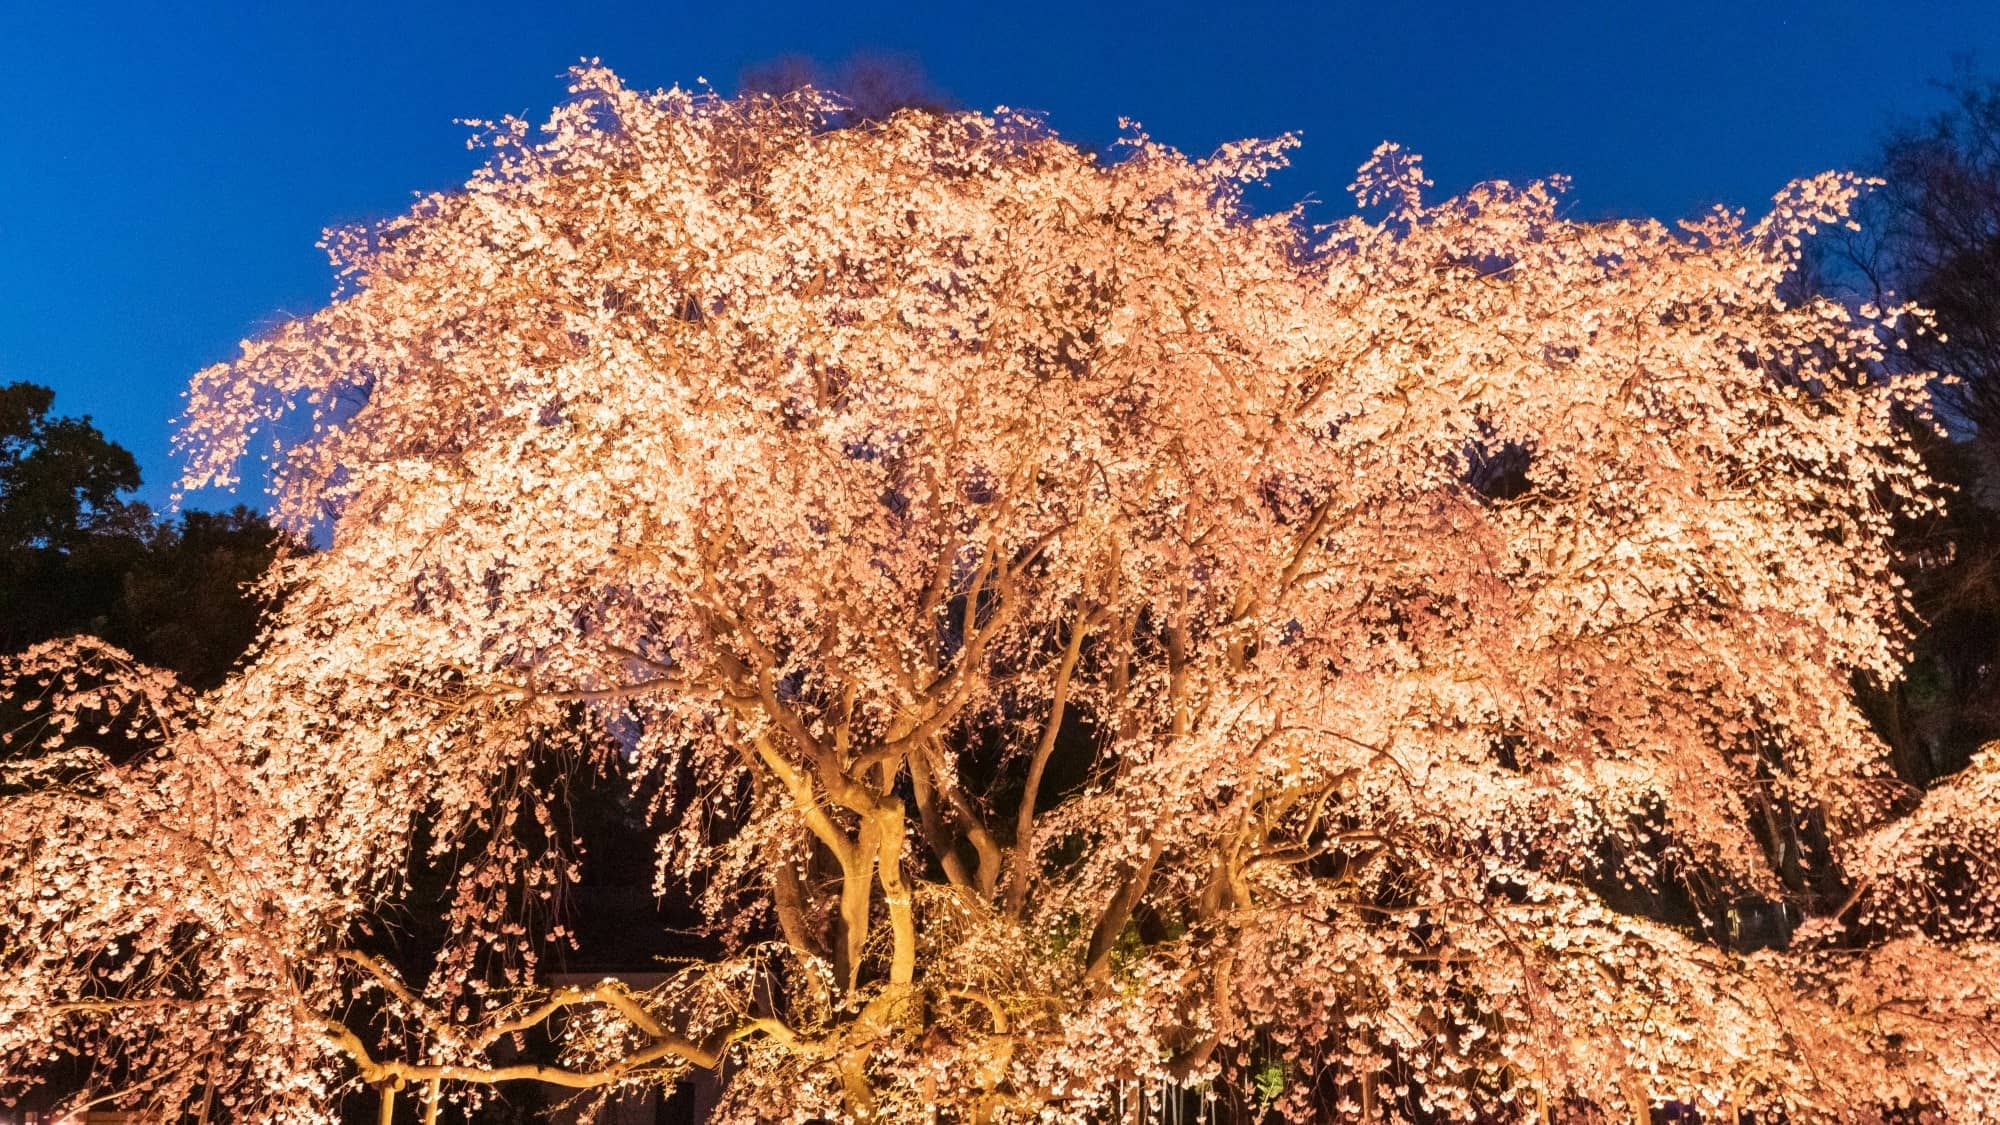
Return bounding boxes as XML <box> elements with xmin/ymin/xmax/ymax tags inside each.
<box><xmin>0</xmin><ymin>381</ymin><xmax>292</xmax><ymax>687</ymax></box>
<box><xmin>1836</xmin><ymin>71</ymin><xmax>2000</xmax><ymax>788</ymax></box>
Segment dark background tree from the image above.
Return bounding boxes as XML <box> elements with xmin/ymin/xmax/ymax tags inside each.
<box><xmin>737</xmin><ymin>51</ymin><xmax>951</xmax><ymax>125</ymax></box>
<box><xmin>0</xmin><ymin>381</ymin><xmax>146</xmax><ymax>654</ymax></box>
<box><xmin>1830</xmin><ymin>68</ymin><xmax>2000</xmax><ymax>789</ymax></box>
<box><xmin>1853</xmin><ymin>70</ymin><xmax>2000</xmax><ymax>459</ymax></box>
<box><xmin>0</xmin><ymin>381</ymin><xmax>141</xmax><ymax>550</ymax></box>
<box><xmin>0</xmin><ymin>381</ymin><xmax>291</xmax><ymax>687</ymax></box>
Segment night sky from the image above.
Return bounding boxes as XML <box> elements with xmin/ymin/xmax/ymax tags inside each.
<box><xmin>6</xmin><ymin>0</ymin><xmax>2000</xmax><ymax>510</ymax></box>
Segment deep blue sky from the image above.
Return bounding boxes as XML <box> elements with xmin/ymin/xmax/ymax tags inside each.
<box><xmin>5</xmin><ymin>0</ymin><xmax>1999</xmax><ymax>510</ymax></box>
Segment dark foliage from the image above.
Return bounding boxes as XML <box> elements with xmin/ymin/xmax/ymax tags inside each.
<box><xmin>0</xmin><ymin>382</ymin><xmax>295</xmax><ymax>686</ymax></box>
<box><xmin>1830</xmin><ymin>69</ymin><xmax>2000</xmax><ymax>791</ymax></box>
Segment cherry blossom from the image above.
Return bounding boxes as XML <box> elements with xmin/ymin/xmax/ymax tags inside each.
<box><xmin>3</xmin><ymin>65</ymin><xmax>1992</xmax><ymax>1123</ymax></box>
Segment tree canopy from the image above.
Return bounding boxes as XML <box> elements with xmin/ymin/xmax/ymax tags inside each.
<box><xmin>0</xmin><ymin>380</ymin><xmax>139</xmax><ymax>553</ymax></box>
<box><xmin>1834</xmin><ymin>71</ymin><xmax>2000</xmax><ymax>790</ymax></box>
<box><xmin>4</xmin><ymin>67</ymin><xmax>1997</xmax><ymax>1124</ymax></box>
<box><xmin>0</xmin><ymin>382</ymin><xmax>289</xmax><ymax>685</ymax></box>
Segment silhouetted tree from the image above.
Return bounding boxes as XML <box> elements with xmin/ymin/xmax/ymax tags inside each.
<box><xmin>115</xmin><ymin>507</ymin><xmax>289</xmax><ymax>688</ymax></box>
<box><xmin>0</xmin><ymin>381</ymin><xmax>140</xmax><ymax>551</ymax></box>
<box><xmin>738</xmin><ymin>50</ymin><xmax>951</xmax><ymax>124</ymax></box>
<box><xmin>1835</xmin><ymin>68</ymin><xmax>2000</xmax><ymax>781</ymax></box>
<box><xmin>0</xmin><ymin>382</ymin><xmax>147</xmax><ymax>654</ymax></box>
<box><xmin>1850</xmin><ymin>69</ymin><xmax>2000</xmax><ymax>455</ymax></box>
<box><xmin>0</xmin><ymin>382</ymin><xmax>291</xmax><ymax>684</ymax></box>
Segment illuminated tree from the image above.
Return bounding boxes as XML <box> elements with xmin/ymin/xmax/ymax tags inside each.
<box><xmin>6</xmin><ymin>66</ymin><xmax>1998</xmax><ymax>1123</ymax></box>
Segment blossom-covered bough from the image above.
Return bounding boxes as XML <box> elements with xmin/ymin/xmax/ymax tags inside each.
<box><xmin>5</xmin><ymin>65</ymin><xmax>1997</xmax><ymax>1122</ymax></box>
